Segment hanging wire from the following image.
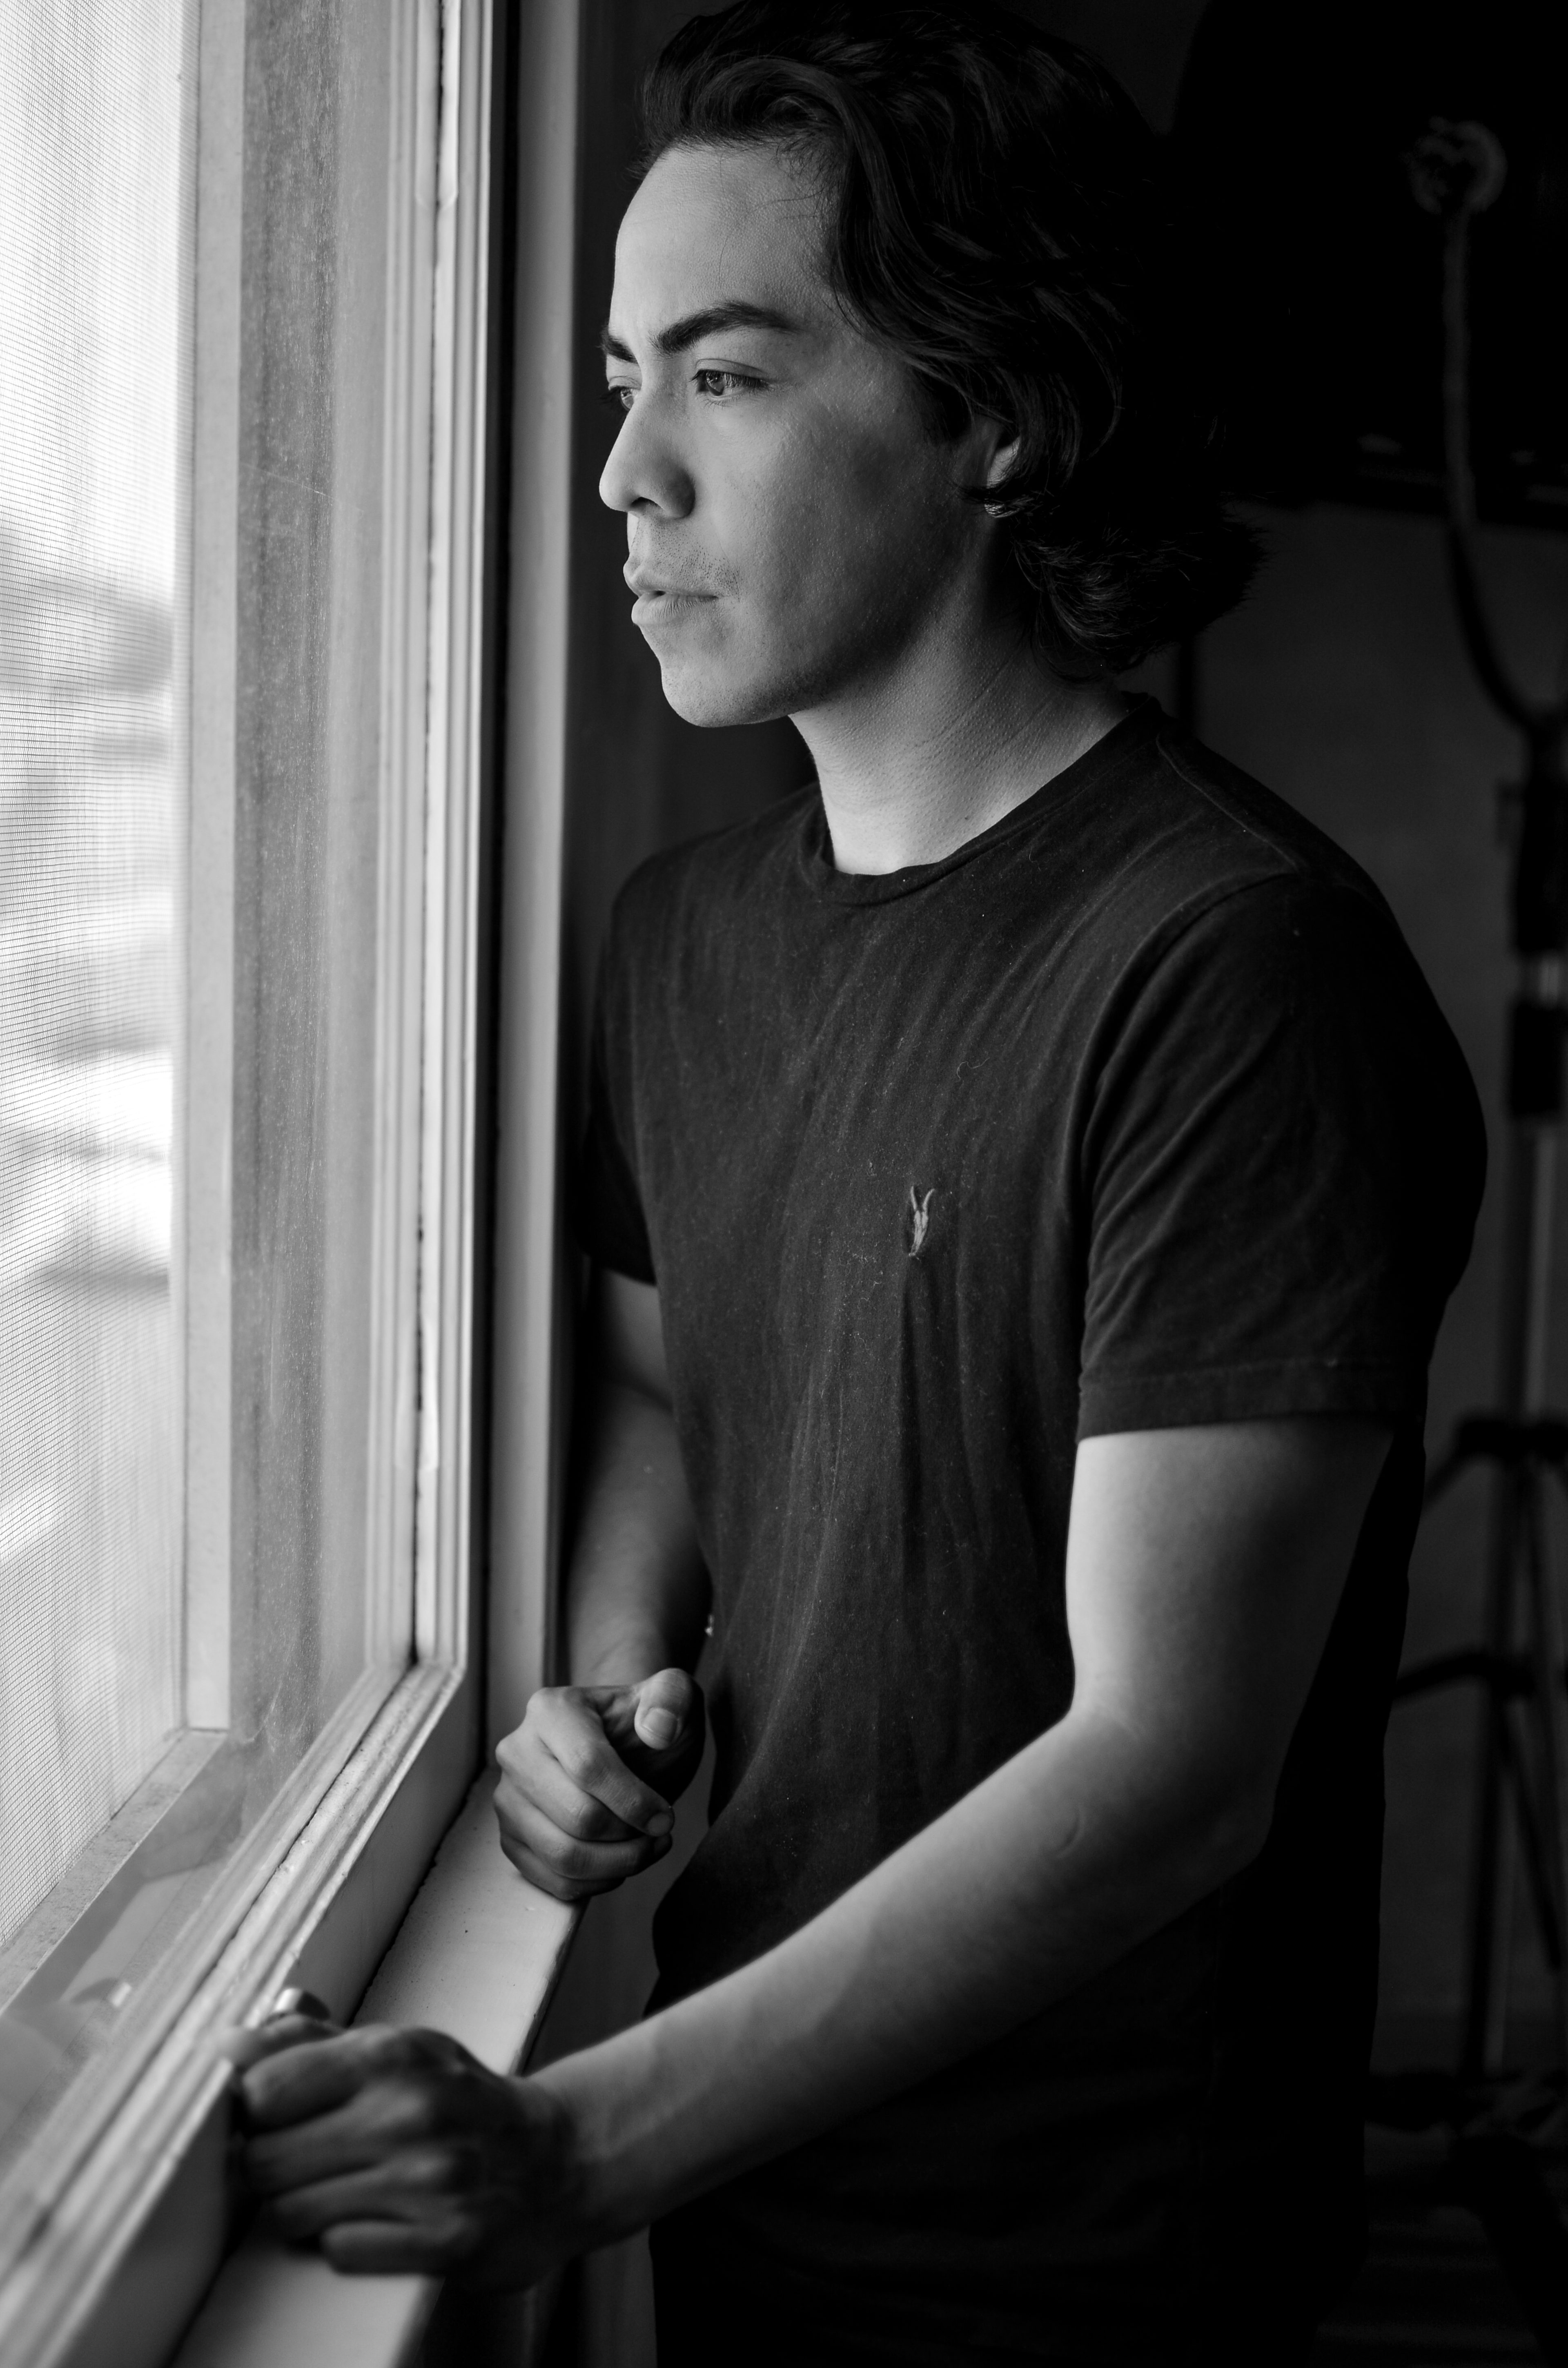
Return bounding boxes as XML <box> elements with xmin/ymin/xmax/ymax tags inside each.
<box><xmin>1406</xmin><ymin>117</ymin><xmax>1568</xmax><ymax>762</ymax></box>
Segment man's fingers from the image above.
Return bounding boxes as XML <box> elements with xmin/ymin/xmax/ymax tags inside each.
<box><xmin>240</xmin><ymin>2028</ymin><xmax>411</xmax><ymax>2131</ymax></box>
<box><xmin>263</xmin><ymin>2149</ymin><xmax>452</xmax><ymax>2236</ymax></box>
<box><xmin>606</xmin><ymin>1676</ymin><xmax>701</xmax><ymax>1771</ymax></box>
<box><xmin>220</xmin><ymin>2012</ymin><xmax>341</xmax><ymax>2074</ymax></box>
<box><xmin>246</xmin><ymin>2086</ymin><xmax>430</xmax><ymax>2194</ymax></box>
<box><xmin>528</xmin><ymin>1692</ymin><xmax>675</xmax><ymax>1834</ymax></box>
<box><xmin>319</xmin><ymin>2218</ymin><xmax>466</xmax><ymax>2276</ymax></box>
<box><xmin>630</xmin><ymin>1666</ymin><xmax>697</xmax><ymax>1753</ymax></box>
<box><xmin>503</xmin><ymin>1744</ymin><xmax>646</xmax><ymax>1847</ymax></box>
<box><xmin>497</xmin><ymin>1795</ymin><xmax>668</xmax><ymax>1895</ymax></box>
<box><xmin>634</xmin><ymin>1705</ymin><xmax>682</xmax><ymax>1750</ymax></box>
<box><xmin>267</xmin><ymin>2156</ymin><xmax>483</xmax><ymax>2272</ymax></box>
<box><xmin>496</xmin><ymin>1827</ymin><xmax>641</xmax><ymax>1900</ymax></box>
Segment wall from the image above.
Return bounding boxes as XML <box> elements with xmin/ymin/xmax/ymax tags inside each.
<box><xmin>558</xmin><ymin>0</ymin><xmax>809</xmax><ymax>1122</ymax></box>
<box><xmin>1185</xmin><ymin>506</ymin><xmax>1568</xmax><ymax>2058</ymax></box>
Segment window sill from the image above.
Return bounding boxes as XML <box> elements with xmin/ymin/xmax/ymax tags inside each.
<box><xmin>169</xmin><ymin>1778</ymin><xmax>578</xmax><ymax>2368</ymax></box>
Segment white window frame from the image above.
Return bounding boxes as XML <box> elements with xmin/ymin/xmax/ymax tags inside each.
<box><xmin>0</xmin><ymin>2</ymin><xmax>582</xmax><ymax>2362</ymax></box>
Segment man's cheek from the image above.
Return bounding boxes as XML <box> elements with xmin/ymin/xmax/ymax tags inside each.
<box><xmin>772</xmin><ymin>445</ymin><xmax>943</xmax><ymax>647</ymax></box>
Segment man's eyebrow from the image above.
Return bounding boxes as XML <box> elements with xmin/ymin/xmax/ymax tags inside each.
<box><xmin>599</xmin><ymin>301</ymin><xmax>801</xmax><ymax>363</ymax></box>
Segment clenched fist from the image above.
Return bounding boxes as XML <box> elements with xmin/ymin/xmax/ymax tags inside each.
<box><xmin>493</xmin><ymin>1667</ymin><xmax>704</xmax><ymax>1901</ymax></box>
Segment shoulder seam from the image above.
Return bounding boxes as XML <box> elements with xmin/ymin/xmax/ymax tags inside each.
<box><xmin>1154</xmin><ymin>734</ymin><xmax>1315</xmax><ymax>881</ymax></box>
<box><xmin>1107</xmin><ymin>868</ymin><xmax>1388</xmax><ymax>1024</ymax></box>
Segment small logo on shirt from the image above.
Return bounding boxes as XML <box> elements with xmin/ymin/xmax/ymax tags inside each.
<box><xmin>906</xmin><ymin>1185</ymin><xmax>936</xmax><ymax>1258</ymax></box>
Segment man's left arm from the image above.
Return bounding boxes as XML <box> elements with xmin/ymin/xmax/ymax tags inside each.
<box><xmin>234</xmin><ymin>1415</ymin><xmax>1390</xmax><ymax>2285</ymax></box>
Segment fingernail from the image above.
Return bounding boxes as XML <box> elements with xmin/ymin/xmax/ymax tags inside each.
<box><xmin>270</xmin><ymin>1987</ymin><xmax>332</xmax><ymax>2024</ymax></box>
<box><xmin>647</xmin><ymin>1810</ymin><xmax>673</xmax><ymax>1837</ymax></box>
<box><xmin>638</xmin><ymin>1708</ymin><xmax>680</xmax><ymax>1750</ymax></box>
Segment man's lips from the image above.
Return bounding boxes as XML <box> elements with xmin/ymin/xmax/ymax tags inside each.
<box><xmin>625</xmin><ymin>573</ymin><xmax>718</xmax><ymax>627</ymax></box>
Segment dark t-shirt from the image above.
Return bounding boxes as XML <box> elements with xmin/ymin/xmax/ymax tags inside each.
<box><xmin>577</xmin><ymin>700</ymin><xmax>1484</xmax><ymax>2362</ymax></box>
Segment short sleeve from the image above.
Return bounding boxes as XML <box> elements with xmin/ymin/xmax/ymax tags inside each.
<box><xmin>1076</xmin><ymin>876</ymin><xmax>1485</xmax><ymax>1438</ymax></box>
<box><xmin>573</xmin><ymin>925</ymin><xmax>656</xmax><ymax>1284</ymax></box>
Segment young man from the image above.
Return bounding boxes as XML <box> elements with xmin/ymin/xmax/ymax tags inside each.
<box><xmin>235</xmin><ymin>8</ymin><xmax>1485</xmax><ymax>2359</ymax></box>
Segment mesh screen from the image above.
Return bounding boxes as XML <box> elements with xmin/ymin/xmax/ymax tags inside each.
<box><xmin>0</xmin><ymin>0</ymin><xmax>186</xmax><ymax>1952</ymax></box>
<box><xmin>0</xmin><ymin>0</ymin><xmax>414</xmax><ymax>2198</ymax></box>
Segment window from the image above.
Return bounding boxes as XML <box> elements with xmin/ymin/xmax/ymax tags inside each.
<box><xmin>0</xmin><ymin>0</ymin><xmax>520</xmax><ymax>2356</ymax></box>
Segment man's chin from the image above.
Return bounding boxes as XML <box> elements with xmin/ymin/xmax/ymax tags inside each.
<box><xmin>653</xmin><ymin>653</ymin><xmax>792</xmax><ymax>731</ymax></box>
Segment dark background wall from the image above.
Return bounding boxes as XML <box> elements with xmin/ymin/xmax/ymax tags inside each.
<box><xmin>559</xmin><ymin>2</ymin><xmax>809</xmax><ymax>1115</ymax></box>
<box><xmin>537</xmin><ymin>6</ymin><xmax>1568</xmax><ymax>2356</ymax></box>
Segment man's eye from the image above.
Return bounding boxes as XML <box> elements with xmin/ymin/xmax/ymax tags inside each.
<box><xmin>602</xmin><ymin>383</ymin><xmax>636</xmax><ymax>412</ymax></box>
<box><xmin>693</xmin><ymin>368</ymin><xmax>761</xmax><ymax>398</ymax></box>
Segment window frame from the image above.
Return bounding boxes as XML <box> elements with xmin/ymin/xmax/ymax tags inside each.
<box><xmin>0</xmin><ymin>0</ymin><xmax>575</xmax><ymax>2359</ymax></box>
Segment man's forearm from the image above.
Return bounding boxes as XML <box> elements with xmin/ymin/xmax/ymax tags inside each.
<box><xmin>530</xmin><ymin>1701</ymin><xmax>1266</xmax><ymax>2250</ymax></box>
<box><xmin>568</xmin><ymin>1378</ymin><xmax>708</xmax><ymax>1683</ymax></box>
<box><xmin>534</xmin><ymin>1417</ymin><xmax>1385</xmax><ymax>2251</ymax></box>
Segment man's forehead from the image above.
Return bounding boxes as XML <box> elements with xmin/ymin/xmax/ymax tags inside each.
<box><xmin>607</xmin><ymin>142</ymin><xmax>829</xmax><ymax>346</ymax></box>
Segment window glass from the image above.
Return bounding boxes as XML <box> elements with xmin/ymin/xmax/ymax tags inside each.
<box><xmin>0</xmin><ymin>0</ymin><xmax>424</xmax><ymax>2199</ymax></box>
<box><xmin>0</xmin><ymin>0</ymin><xmax>185</xmax><ymax>1961</ymax></box>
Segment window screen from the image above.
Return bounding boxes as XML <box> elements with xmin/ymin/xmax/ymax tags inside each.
<box><xmin>0</xmin><ymin>0</ymin><xmax>425</xmax><ymax>2198</ymax></box>
<box><xmin>0</xmin><ymin>0</ymin><xmax>185</xmax><ymax>1955</ymax></box>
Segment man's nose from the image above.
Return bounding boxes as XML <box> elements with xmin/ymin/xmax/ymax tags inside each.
<box><xmin>599</xmin><ymin>393</ymin><xmax>695</xmax><ymax>520</ymax></box>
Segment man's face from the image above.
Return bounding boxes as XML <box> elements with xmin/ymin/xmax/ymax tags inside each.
<box><xmin>601</xmin><ymin>140</ymin><xmax>991</xmax><ymax>727</ymax></box>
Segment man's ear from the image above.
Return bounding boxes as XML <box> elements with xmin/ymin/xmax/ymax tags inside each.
<box><xmin>949</xmin><ymin>412</ymin><xmax>1019</xmax><ymax>516</ymax></box>
<box><xmin>980</xmin><ymin>421</ymin><xmax>1021</xmax><ymax>515</ymax></box>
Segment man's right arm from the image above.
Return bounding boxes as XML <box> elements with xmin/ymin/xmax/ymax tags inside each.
<box><xmin>492</xmin><ymin>1270</ymin><xmax>709</xmax><ymax>1901</ymax></box>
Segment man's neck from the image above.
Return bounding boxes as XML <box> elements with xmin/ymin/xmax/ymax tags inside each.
<box><xmin>792</xmin><ymin>610</ymin><xmax>1134</xmax><ymax>876</ymax></box>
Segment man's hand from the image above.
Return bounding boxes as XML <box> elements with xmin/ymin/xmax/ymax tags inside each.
<box><xmin>494</xmin><ymin>1666</ymin><xmax>705</xmax><ymax>1901</ymax></box>
<box><xmin>228</xmin><ymin>2015</ymin><xmax>579</xmax><ymax>2286</ymax></box>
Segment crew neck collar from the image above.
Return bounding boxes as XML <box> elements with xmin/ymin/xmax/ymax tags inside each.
<box><xmin>795</xmin><ymin>696</ymin><xmax>1164</xmax><ymax>906</ymax></box>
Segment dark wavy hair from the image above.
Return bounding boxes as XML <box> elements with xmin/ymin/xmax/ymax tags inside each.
<box><xmin>639</xmin><ymin>2</ymin><xmax>1257</xmax><ymax>676</ymax></box>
